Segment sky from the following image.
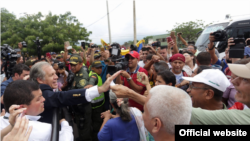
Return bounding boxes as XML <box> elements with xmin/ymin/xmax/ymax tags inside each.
<box><xmin>1</xmin><ymin>0</ymin><xmax>250</xmax><ymax>45</ymax></box>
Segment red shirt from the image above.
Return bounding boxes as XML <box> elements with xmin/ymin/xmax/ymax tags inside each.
<box><xmin>121</xmin><ymin>66</ymin><xmax>148</xmax><ymax>111</ymax></box>
<box><xmin>86</xmin><ymin>61</ymin><xmax>90</xmax><ymax>68</ymax></box>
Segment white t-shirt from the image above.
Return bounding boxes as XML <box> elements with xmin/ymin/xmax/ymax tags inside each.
<box><xmin>183</xmin><ymin>64</ymin><xmax>198</xmax><ymax>76</ymax></box>
<box><xmin>58</xmin><ymin>70</ymin><xmax>69</xmax><ymax>85</ymax></box>
<box><xmin>138</xmin><ymin>61</ymin><xmax>145</xmax><ymax>68</ymax></box>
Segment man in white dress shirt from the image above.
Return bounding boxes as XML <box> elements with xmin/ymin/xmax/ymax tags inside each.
<box><xmin>1</xmin><ymin>80</ymin><xmax>73</xmax><ymax>141</ymax></box>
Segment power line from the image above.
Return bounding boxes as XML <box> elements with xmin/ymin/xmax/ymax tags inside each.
<box><xmin>86</xmin><ymin>1</ymin><xmax>125</xmax><ymax>28</ymax></box>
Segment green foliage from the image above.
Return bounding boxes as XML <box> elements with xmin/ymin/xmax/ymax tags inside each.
<box><xmin>1</xmin><ymin>8</ymin><xmax>92</xmax><ymax>55</ymax></box>
<box><xmin>167</xmin><ymin>20</ymin><xmax>213</xmax><ymax>43</ymax></box>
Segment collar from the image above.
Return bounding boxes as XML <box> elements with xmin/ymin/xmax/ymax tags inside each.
<box><xmin>4</xmin><ymin>112</ymin><xmax>41</xmax><ymax>121</ymax></box>
<box><xmin>40</xmin><ymin>84</ymin><xmax>53</xmax><ymax>91</ymax></box>
<box><xmin>127</xmin><ymin>65</ymin><xmax>140</xmax><ymax>74</ymax></box>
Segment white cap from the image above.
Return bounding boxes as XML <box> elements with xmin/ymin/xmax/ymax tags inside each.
<box><xmin>182</xmin><ymin>69</ymin><xmax>230</xmax><ymax>92</ymax></box>
<box><xmin>228</xmin><ymin>62</ymin><xmax>250</xmax><ymax>79</ymax></box>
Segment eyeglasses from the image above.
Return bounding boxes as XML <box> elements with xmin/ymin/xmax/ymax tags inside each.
<box><xmin>189</xmin><ymin>82</ymin><xmax>210</xmax><ymax>90</ymax></box>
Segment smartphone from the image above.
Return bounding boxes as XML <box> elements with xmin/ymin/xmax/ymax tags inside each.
<box><xmin>166</xmin><ymin>37</ymin><xmax>173</xmax><ymax>42</ymax></box>
<box><xmin>101</xmin><ymin>47</ymin><xmax>105</xmax><ymax>52</ymax></box>
<box><xmin>46</xmin><ymin>52</ymin><xmax>52</xmax><ymax>59</ymax></box>
<box><xmin>247</xmin><ymin>40</ymin><xmax>250</xmax><ymax>45</ymax></box>
<box><xmin>67</xmin><ymin>46</ymin><xmax>72</xmax><ymax>50</ymax></box>
<box><xmin>81</xmin><ymin>42</ymin><xmax>86</xmax><ymax>50</ymax></box>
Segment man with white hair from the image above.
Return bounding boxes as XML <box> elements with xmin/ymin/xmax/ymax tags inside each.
<box><xmin>111</xmin><ymin>85</ymin><xmax>192</xmax><ymax>141</ymax></box>
<box><xmin>29</xmin><ymin>62</ymin><xmax>120</xmax><ymax>124</ymax></box>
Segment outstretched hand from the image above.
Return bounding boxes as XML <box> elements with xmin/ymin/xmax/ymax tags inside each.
<box><xmin>98</xmin><ymin>71</ymin><xmax>122</xmax><ymax>93</ymax></box>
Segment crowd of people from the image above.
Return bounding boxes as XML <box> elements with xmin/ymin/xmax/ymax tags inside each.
<box><xmin>1</xmin><ymin>32</ymin><xmax>250</xmax><ymax>141</ymax></box>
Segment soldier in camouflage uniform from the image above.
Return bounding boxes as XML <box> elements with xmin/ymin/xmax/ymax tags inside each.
<box><xmin>69</xmin><ymin>54</ymin><xmax>92</xmax><ymax>141</ymax></box>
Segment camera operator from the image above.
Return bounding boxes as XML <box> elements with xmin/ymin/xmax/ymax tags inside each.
<box><xmin>115</xmin><ymin>51</ymin><xmax>148</xmax><ymax>111</ymax></box>
<box><xmin>209</xmin><ymin>33</ymin><xmax>240</xmax><ymax>73</ymax></box>
<box><xmin>1</xmin><ymin>64</ymin><xmax>30</xmax><ymax>103</ymax></box>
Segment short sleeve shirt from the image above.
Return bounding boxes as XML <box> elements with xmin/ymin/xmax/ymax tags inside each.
<box><xmin>121</xmin><ymin>66</ymin><xmax>148</xmax><ymax>111</ymax></box>
<box><xmin>244</xmin><ymin>46</ymin><xmax>250</xmax><ymax>56</ymax></box>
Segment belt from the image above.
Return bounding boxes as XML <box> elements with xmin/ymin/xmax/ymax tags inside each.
<box><xmin>91</xmin><ymin>99</ymin><xmax>105</xmax><ymax>109</ymax></box>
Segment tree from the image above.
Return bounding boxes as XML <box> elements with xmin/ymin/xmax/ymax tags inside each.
<box><xmin>143</xmin><ymin>36</ymin><xmax>153</xmax><ymax>44</ymax></box>
<box><xmin>167</xmin><ymin>20</ymin><xmax>213</xmax><ymax>44</ymax></box>
<box><xmin>1</xmin><ymin>8</ymin><xmax>92</xmax><ymax>55</ymax></box>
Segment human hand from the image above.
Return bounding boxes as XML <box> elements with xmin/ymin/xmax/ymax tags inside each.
<box><xmin>152</xmin><ymin>55</ymin><xmax>160</xmax><ymax>62</ymax></box>
<box><xmin>1</xmin><ymin>108</ymin><xmax>5</xmax><ymax>116</ymax></box>
<box><xmin>209</xmin><ymin>32</ymin><xmax>215</xmax><ymax>43</ymax></box>
<box><xmin>143</xmin><ymin>90</ymin><xmax>149</xmax><ymax>97</ymax></box>
<box><xmin>100</xmin><ymin>110</ymin><xmax>112</xmax><ymax>119</ymax></box>
<box><xmin>168</xmin><ymin>41</ymin><xmax>175</xmax><ymax>48</ymax></box>
<box><xmin>98</xmin><ymin>71</ymin><xmax>122</xmax><ymax>93</ymax></box>
<box><xmin>23</xmin><ymin>75</ymin><xmax>30</xmax><ymax>80</ymax></box>
<box><xmin>84</xmin><ymin>85</ymin><xmax>94</xmax><ymax>89</ymax></box>
<box><xmin>3</xmin><ymin>116</ymin><xmax>32</xmax><ymax>141</ymax></box>
<box><xmin>9</xmin><ymin>105</ymin><xmax>27</xmax><ymax>127</ymax></box>
<box><xmin>106</xmin><ymin>74</ymin><xmax>111</xmax><ymax>79</ymax></box>
<box><xmin>120</xmin><ymin>71</ymin><xmax>130</xmax><ymax>79</ymax></box>
<box><xmin>71</xmin><ymin>48</ymin><xmax>76</xmax><ymax>54</ymax></box>
<box><xmin>110</xmin><ymin>84</ymin><xmax>133</xmax><ymax>98</ymax></box>
<box><xmin>227</xmin><ymin>37</ymin><xmax>235</xmax><ymax>48</ymax></box>
<box><xmin>177</xmin><ymin>32</ymin><xmax>182</xmax><ymax>37</ymax></box>
<box><xmin>60</xmin><ymin>118</ymin><xmax>66</xmax><ymax>124</ymax></box>
<box><xmin>137</xmin><ymin>72</ymin><xmax>149</xmax><ymax>85</ymax></box>
<box><xmin>147</xmin><ymin>46</ymin><xmax>156</xmax><ymax>54</ymax></box>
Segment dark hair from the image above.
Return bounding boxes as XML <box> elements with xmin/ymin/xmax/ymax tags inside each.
<box><xmin>160</xmin><ymin>46</ymin><xmax>168</xmax><ymax>50</ymax></box>
<box><xmin>141</xmin><ymin>47</ymin><xmax>149</xmax><ymax>51</ymax></box>
<box><xmin>3</xmin><ymin>80</ymin><xmax>40</xmax><ymax>112</ymax></box>
<box><xmin>188</xmin><ymin>44</ymin><xmax>197</xmax><ymax>50</ymax></box>
<box><xmin>197</xmin><ymin>52</ymin><xmax>211</xmax><ymax>65</ymax></box>
<box><xmin>153</xmin><ymin>61</ymin><xmax>169</xmax><ymax>73</ymax></box>
<box><xmin>157</xmin><ymin>70</ymin><xmax>176</xmax><ymax>86</ymax></box>
<box><xmin>182</xmin><ymin>50</ymin><xmax>196</xmax><ymax>66</ymax></box>
<box><xmin>146</xmin><ymin>54</ymin><xmax>153</xmax><ymax>61</ymax></box>
<box><xmin>197</xmin><ymin>66</ymin><xmax>212</xmax><ymax>74</ymax></box>
<box><xmin>39</xmin><ymin>58</ymin><xmax>47</xmax><ymax>62</ymax></box>
<box><xmin>11</xmin><ymin>63</ymin><xmax>30</xmax><ymax>77</ymax></box>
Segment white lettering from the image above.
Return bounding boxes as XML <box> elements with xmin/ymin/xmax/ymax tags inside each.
<box><xmin>179</xmin><ymin>129</ymin><xmax>186</xmax><ymax>136</ymax></box>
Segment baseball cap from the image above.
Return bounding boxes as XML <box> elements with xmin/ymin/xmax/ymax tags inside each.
<box><xmin>56</xmin><ymin>55</ymin><xmax>63</xmax><ymax>59</ymax></box>
<box><xmin>69</xmin><ymin>55</ymin><xmax>82</xmax><ymax>65</ymax></box>
<box><xmin>228</xmin><ymin>62</ymin><xmax>250</xmax><ymax>79</ymax></box>
<box><xmin>92</xmin><ymin>61</ymin><xmax>102</xmax><ymax>68</ymax></box>
<box><xmin>182</xmin><ymin>69</ymin><xmax>230</xmax><ymax>92</ymax></box>
<box><xmin>169</xmin><ymin>53</ymin><xmax>185</xmax><ymax>63</ymax></box>
<box><xmin>51</xmin><ymin>52</ymin><xmax>56</xmax><ymax>55</ymax></box>
<box><xmin>60</xmin><ymin>51</ymin><xmax>64</xmax><ymax>54</ymax></box>
<box><xmin>94</xmin><ymin>53</ymin><xmax>101</xmax><ymax>59</ymax></box>
<box><xmin>125</xmin><ymin>51</ymin><xmax>140</xmax><ymax>60</ymax></box>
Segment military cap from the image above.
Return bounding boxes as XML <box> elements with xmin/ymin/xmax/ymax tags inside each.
<box><xmin>25</xmin><ymin>60</ymin><xmax>33</xmax><ymax>66</ymax></box>
<box><xmin>94</xmin><ymin>53</ymin><xmax>101</xmax><ymax>59</ymax></box>
<box><xmin>56</xmin><ymin>54</ymin><xmax>63</xmax><ymax>59</ymax></box>
<box><xmin>92</xmin><ymin>61</ymin><xmax>102</xmax><ymax>68</ymax></box>
<box><xmin>69</xmin><ymin>54</ymin><xmax>82</xmax><ymax>65</ymax></box>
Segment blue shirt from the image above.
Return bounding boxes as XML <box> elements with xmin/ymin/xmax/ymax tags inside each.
<box><xmin>215</xmin><ymin>59</ymin><xmax>228</xmax><ymax>72</ymax></box>
<box><xmin>1</xmin><ymin>77</ymin><xmax>13</xmax><ymax>96</ymax></box>
<box><xmin>98</xmin><ymin>114</ymin><xmax>140</xmax><ymax>141</ymax></box>
<box><xmin>244</xmin><ymin>46</ymin><xmax>250</xmax><ymax>57</ymax></box>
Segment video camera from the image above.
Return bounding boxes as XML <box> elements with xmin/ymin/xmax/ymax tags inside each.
<box><xmin>91</xmin><ymin>44</ymin><xmax>98</xmax><ymax>48</ymax></box>
<box><xmin>130</xmin><ymin>45</ymin><xmax>138</xmax><ymax>52</ymax></box>
<box><xmin>1</xmin><ymin>44</ymin><xmax>21</xmax><ymax>79</ymax></box>
<box><xmin>211</xmin><ymin>30</ymin><xmax>227</xmax><ymax>42</ymax></box>
<box><xmin>152</xmin><ymin>41</ymin><xmax>161</xmax><ymax>47</ymax></box>
<box><xmin>107</xmin><ymin>43</ymin><xmax>128</xmax><ymax>74</ymax></box>
<box><xmin>229</xmin><ymin>35</ymin><xmax>245</xmax><ymax>58</ymax></box>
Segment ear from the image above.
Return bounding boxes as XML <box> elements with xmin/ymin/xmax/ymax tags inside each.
<box><xmin>14</xmin><ymin>73</ymin><xmax>19</xmax><ymax>78</ymax></box>
<box><xmin>151</xmin><ymin>117</ymin><xmax>162</xmax><ymax>134</ymax></box>
<box><xmin>37</xmin><ymin>77</ymin><xmax>44</xmax><ymax>84</ymax></box>
<box><xmin>205</xmin><ymin>89</ymin><xmax>214</xmax><ymax>100</ymax></box>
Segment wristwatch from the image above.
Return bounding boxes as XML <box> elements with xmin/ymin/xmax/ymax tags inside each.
<box><xmin>127</xmin><ymin>77</ymin><xmax>132</xmax><ymax>81</ymax></box>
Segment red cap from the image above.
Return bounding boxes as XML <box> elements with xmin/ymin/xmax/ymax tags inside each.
<box><xmin>169</xmin><ymin>53</ymin><xmax>185</xmax><ymax>63</ymax></box>
<box><xmin>125</xmin><ymin>51</ymin><xmax>140</xmax><ymax>59</ymax></box>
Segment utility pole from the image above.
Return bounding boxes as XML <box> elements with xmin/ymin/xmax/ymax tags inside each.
<box><xmin>106</xmin><ymin>0</ymin><xmax>112</xmax><ymax>44</ymax></box>
<box><xmin>133</xmin><ymin>0</ymin><xmax>137</xmax><ymax>45</ymax></box>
